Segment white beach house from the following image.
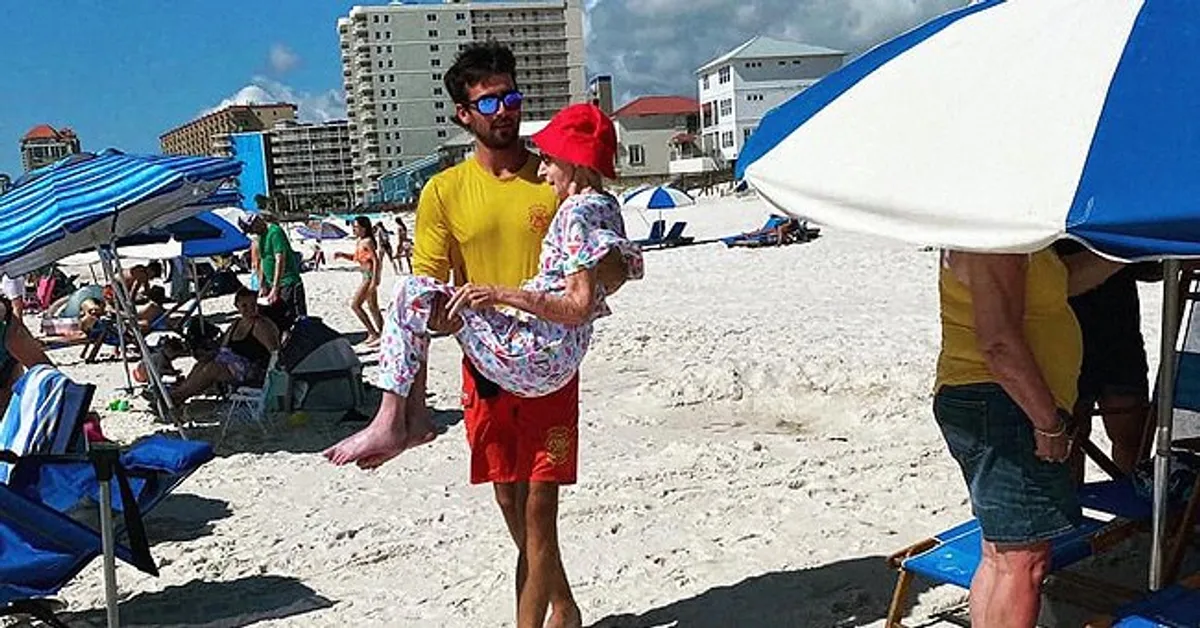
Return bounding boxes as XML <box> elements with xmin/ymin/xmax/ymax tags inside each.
<box><xmin>693</xmin><ymin>36</ymin><xmax>846</xmax><ymax>166</ymax></box>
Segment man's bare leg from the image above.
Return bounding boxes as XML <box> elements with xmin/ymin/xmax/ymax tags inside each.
<box><xmin>519</xmin><ymin>482</ymin><xmax>580</xmax><ymax>628</ymax></box>
<box><xmin>1100</xmin><ymin>393</ymin><xmax>1149</xmax><ymax>474</ymax></box>
<box><xmin>323</xmin><ymin>390</ymin><xmax>409</xmax><ymax>466</ymax></box>
<box><xmin>495</xmin><ymin>482</ymin><xmax>530</xmax><ymax>614</ymax></box>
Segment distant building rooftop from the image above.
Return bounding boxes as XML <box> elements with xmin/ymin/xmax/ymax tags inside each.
<box><xmin>612</xmin><ymin>96</ymin><xmax>698</xmax><ymax>119</ymax></box>
<box><xmin>697</xmin><ymin>35</ymin><xmax>845</xmax><ymax>74</ymax></box>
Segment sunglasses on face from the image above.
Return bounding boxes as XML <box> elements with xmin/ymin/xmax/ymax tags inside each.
<box><xmin>468</xmin><ymin>90</ymin><xmax>523</xmax><ymax>116</ymax></box>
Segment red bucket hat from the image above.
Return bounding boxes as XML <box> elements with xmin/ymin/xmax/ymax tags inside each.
<box><xmin>532</xmin><ymin>103</ymin><xmax>617</xmax><ymax>179</ymax></box>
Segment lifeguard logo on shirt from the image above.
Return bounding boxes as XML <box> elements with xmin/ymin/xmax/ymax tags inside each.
<box><xmin>544</xmin><ymin>426</ymin><xmax>572</xmax><ymax>465</ymax></box>
<box><xmin>528</xmin><ymin>204</ymin><xmax>553</xmax><ymax>234</ymax></box>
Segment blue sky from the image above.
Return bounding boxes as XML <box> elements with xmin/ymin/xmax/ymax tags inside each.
<box><xmin>0</xmin><ymin>0</ymin><xmax>962</xmax><ymax>177</ymax></box>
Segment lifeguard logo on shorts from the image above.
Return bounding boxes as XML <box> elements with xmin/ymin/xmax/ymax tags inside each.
<box><xmin>528</xmin><ymin>204</ymin><xmax>552</xmax><ymax>234</ymax></box>
<box><xmin>544</xmin><ymin>426</ymin><xmax>572</xmax><ymax>465</ymax></box>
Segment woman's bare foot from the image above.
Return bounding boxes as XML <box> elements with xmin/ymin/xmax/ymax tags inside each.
<box><xmin>323</xmin><ymin>392</ymin><xmax>407</xmax><ymax>466</ymax></box>
<box><xmin>356</xmin><ymin>405</ymin><xmax>437</xmax><ymax>469</ymax></box>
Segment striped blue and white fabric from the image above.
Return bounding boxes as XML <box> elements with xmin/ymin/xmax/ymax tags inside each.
<box><xmin>622</xmin><ymin>185</ymin><xmax>695</xmax><ymax>211</ymax></box>
<box><xmin>0</xmin><ymin>365</ymin><xmax>89</xmax><ymax>483</ymax></box>
<box><xmin>0</xmin><ymin>149</ymin><xmax>241</xmax><ymax>276</ymax></box>
<box><xmin>737</xmin><ymin>0</ymin><xmax>1200</xmax><ymax>261</ymax></box>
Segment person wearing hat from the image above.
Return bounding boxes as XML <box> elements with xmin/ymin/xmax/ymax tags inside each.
<box><xmin>323</xmin><ymin>41</ymin><xmax>640</xmax><ymax>628</ymax></box>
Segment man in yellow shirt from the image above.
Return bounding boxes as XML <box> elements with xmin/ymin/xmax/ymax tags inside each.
<box><xmin>411</xmin><ymin>42</ymin><xmax>581</xmax><ymax>628</ymax></box>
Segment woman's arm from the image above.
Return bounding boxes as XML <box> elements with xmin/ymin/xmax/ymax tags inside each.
<box><xmin>951</xmin><ymin>252</ymin><xmax>1062</xmax><ymax>431</ymax></box>
<box><xmin>1059</xmin><ymin>249</ymin><xmax>1125</xmax><ymax>296</ymax></box>
<box><xmin>6</xmin><ymin>317</ymin><xmax>51</xmax><ymax>368</ymax></box>
<box><xmin>448</xmin><ymin>268</ymin><xmax>599</xmax><ymax>326</ymax></box>
<box><xmin>252</xmin><ymin>318</ymin><xmax>281</xmax><ymax>353</ymax></box>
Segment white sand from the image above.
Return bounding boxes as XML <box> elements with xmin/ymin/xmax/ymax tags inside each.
<box><xmin>31</xmin><ymin>194</ymin><xmax>1176</xmax><ymax>627</ymax></box>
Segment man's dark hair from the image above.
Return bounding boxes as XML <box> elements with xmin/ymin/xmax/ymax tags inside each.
<box><xmin>444</xmin><ymin>41</ymin><xmax>519</xmax><ymax>105</ymax></box>
<box><xmin>146</xmin><ymin>261</ymin><xmax>163</xmax><ymax>277</ymax></box>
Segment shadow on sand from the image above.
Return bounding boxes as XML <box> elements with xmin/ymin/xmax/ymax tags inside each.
<box><xmin>65</xmin><ymin>574</ymin><xmax>334</xmax><ymax>627</ymax></box>
<box><xmin>142</xmin><ymin>493</ymin><xmax>233</xmax><ymax>546</ymax></box>
<box><xmin>589</xmin><ymin>555</ymin><xmax>924</xmax><ymax>628</ymax></box>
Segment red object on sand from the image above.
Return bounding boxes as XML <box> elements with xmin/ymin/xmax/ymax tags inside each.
<box><xmin>82</xmin><ymin>412</ymin><xmax>109</xmax><ymax>443</ymax></box>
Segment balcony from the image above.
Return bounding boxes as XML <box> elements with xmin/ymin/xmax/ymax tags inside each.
<box><xmin>668</xmin><ymin>156</ymin><xmax>720</xmax><ymax>175</ymax></box>
<box><xmin>356</xmin><ymin>54</ymin><xmax>371</xmax><ymax>67</ymax></box>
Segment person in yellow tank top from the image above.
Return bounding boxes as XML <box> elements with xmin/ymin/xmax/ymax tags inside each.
<box><xmin>934</xmin><ymin>245</ymin><xmax>1124</xmax><ymax>628</ymax></box>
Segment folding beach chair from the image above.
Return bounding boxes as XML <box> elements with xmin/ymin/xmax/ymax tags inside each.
<box><xmin>0</xmin><ymin>366</ymin><xmax>215</xmax><ymax>627</ymax></box>
<box><xmin>1083</xmin><ymin>572</ymin><xmax>1200</xmax><ymax>627</ymax></box>
<box><xmin>635</xmin><ymin>220</ymin><xmax>666</xmax><ymax>247</ymax></box>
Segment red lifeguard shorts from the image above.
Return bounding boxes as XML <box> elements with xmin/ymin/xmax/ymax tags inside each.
<box><xmin>461</xmin><ymin>360</ymin><xmax>579</xmax><ymax>485</ymax></box>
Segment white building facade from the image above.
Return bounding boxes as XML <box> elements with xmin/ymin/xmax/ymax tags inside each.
<box><xmin>338</xmin><ymin>0</ymin><xmax>587</xmax><ymax>201</ymax></box>
<box><xmin>696</xmin><ymin>36</ymin><xmax>846</xmax><ymax>164</ymax></box>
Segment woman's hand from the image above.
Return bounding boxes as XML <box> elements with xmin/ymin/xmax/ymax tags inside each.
<box><xmin>446</xmin><ymin>283</ymin><xmax>501</xmax><ymax>318</ymax></box>
<box><xmin>1033</xmin><ymin>413</ymin><xmax>1074</xmax><ymax>463</ymax></box>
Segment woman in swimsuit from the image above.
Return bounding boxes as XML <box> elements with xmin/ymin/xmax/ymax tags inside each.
<box><xmin>335</xmin><ymin>216</ymin><xmax>384</xmax><ymax>346</ymax></box>
<box><xmin>169</xmin><ymin>288</ymin><xmax>280</xmax><ymax>406</ymax></box>
<box><xmin>0</xmin><ymin>295</ymin><xmax>52</xmax><ymax>411</ymax></box>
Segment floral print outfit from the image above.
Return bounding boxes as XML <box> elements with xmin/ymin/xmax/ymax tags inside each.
<box><xmin>378</xmin><ymin>192</ymin><xmax>644</xmax><ymax>398</ymax></box>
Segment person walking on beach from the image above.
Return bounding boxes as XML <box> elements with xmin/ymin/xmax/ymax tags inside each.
<box><xmin>394</xmin><ymin>216</ymin><xmax>412</xmax><ymax>274</ymax></box>
<box><xmin>373</xmin><ymin>220</ymin><xmax>399</xmax><ymax>274</ymax></box>
<box><xmin>240</xmin><ymin>215</ymin><xmax>307</xmax><ymax>331</ymax></box>
<box><xmin>343</xmin><ymin>42</ymin><xmax>581</xmax><ymax>628</ymax></box>
<box><xmin>335</xmin><ymin>216</ymin><xmax>384</xmax><ymax>346</ymax></box>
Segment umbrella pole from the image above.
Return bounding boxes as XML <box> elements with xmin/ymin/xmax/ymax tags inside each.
<box><xmin>98</xmin><ymin>255</ymin><xmax>135</xmax><ymax>397</ymax></box>
<box><xmin>1150</xmin><ymin>258</ymin><xmax>1182</xmax><ymax>591</ymax></box>
<box><xmin>190</xmin><ymin>260</ymin><xmax>204</xmax><ymax>319</ymax></box>
<box><xmin>98</xmin><ymin>248</ymin><xmax>179</xmax><ymax>430</ymax></box>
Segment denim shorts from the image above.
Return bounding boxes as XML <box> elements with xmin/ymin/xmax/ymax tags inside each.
<box><xmin>934</xmin><ymin>383</ymin><xmax>1082</xmax><ymax>545</ymax></box>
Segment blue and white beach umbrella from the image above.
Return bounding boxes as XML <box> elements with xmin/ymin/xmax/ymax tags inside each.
<box><xmin>622</xmin><ymin>185</ymin><xmax>695</xmax><ymax>212</ymax></box>
<box><xmin>736</xmin><ymin>0</ymin><xmax>1200</xmax><ymax>591</ymax></box>
<box><xmin>0</xmin><ymin>149</ymin><xmax>241</xmax><ymax>276</ymax></box>
<box><xmin>738</xmin><ymin>0</ymin><xmax>1200</xmax><ymax>262</ymax></box>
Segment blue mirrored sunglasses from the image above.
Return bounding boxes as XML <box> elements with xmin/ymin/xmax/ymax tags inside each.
<box><xmin>470</xmin><ymin>90</ymin><xmax>523</xmax><ymax>115</ymax></box>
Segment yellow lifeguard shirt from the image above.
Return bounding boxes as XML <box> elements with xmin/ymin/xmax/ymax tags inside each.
<box><xmin>934</xmin><ymin>248</ymin><xmax>1083</xmax><ymax>411</ymax></box>
<box><xmin>412</xmin><ymin>154</ymin><xmax>559</xmax><ymax>288</ymax></box>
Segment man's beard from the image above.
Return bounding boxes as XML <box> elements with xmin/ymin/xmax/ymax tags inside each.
<box><xmin>474</xmin><ymin>120</ymin><xmax>520</xmax><ymax>150</ymax></box>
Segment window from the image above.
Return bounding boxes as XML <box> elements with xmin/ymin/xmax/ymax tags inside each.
<box><xmin>383</xmin><ymin>15</ymin><xmax>389</xmax><ymax>23</ymax></box>
<box><xmin>376</xmin><ymin>46</ymin><xmax>382</xmax><ymax>53</ymax></box>
<box><xmin>431</xmin><ymin>58</ymin><xmax>441</xmax><ymax>67</ymax></box>
<box><xmin>437</xmin><ymin>130</ymin><xmax>447</xmax><ymax>138</ymax></box>
<box><xmin>384</xmin><ymin>132</ymin><xmax>390</xmax><ymax>140</ymax></box>
<box><xmin>718</xmin><ymin>67</ymin><xmax>731</xmax><ymax>84</ymax></box>
<box><xmin>436</xmin><ymin>115</ymin><xmax>447</xmax><ymax>124</ymax></box>
<box><xmin>377</xmin><ymin>61</ymin><xmax>384</xmax><ymax>69</ymax></box>
<box><xmin>373</xmin><ymin>15</ymin><xmax>379</xmax><ymax>23</ymax></box>
<box><xmin>433</xmin><ymin>87</ymin><xmax>443</xmax><ymax>95</ymax></box>
<box><xmin>374</xmin><ymin>31</ymin><xmax>380</xmax><ymax>40</ymax></box>
<box><xmin>432</xmin><ymin>72</ymin><xmax>442</xmax><ymax>80</ymax></box>
<box><xmin>721</xmin><ymin>131</ymin><xmax>734</xmax><ymax>147</ymax></box>
<box><xmin>389</xmin><ymin>88</ymin><xmax>396</xmax><ymax>97</ymax></box>
<box><xmin>430</xmin><ymin>44</ymin><xmax>440</xmax><ymax>52</ymax></box>
<box><xmin>428</xmin><ymin>29</ymin><xmax>438</xmax><ymax>37</ymax></box>
<box><xmin>746</xmin><ymin>93</ymin><xmax>763</xmax><ymax>102</ymax></box>
<box><xmin>792</xmin><ymin>59</ymin><xmax>802</xmax><ymax>65</ymax></box>
<box><xmin>743</xmin><ymin>128</ymin><xmax>755</xmax><ymax>142</ymax></box>
<box><xmin>434</xmin><ymin>102</ymin><xmax>445</xmax><ymax>109</ymax></box>
<box><xmin>387</xmin><ymin>45</ymin><xmax>392</xmax><ymax>53</ymax></box>
<box><xmin>702</xmin><ymin>75</ymin><xmax>709</xmax><ymax>90</ymax></box>
<box><xmin>628</xmin><ymin>144</ymin><xmax>645</xmax><ymax>166</ymax></box>
<box><xmin>387</xmin><ymin>59</ymin><xmax>393</xmax><ymax>68</ymax></box>
<box><xmin>719</xmin><ymin>98</ymin><xmax>732</xmax><ymax>117</ymax></box>
<box><xmin>457</xmin><ymin>29</ymin><xmax>467</xmax><ymax>37</ymax></box>
<box><xmin>456</xmin><ymin>12</ymin><xmax>466</xmax><ymax>20</ymax></box>
<box><xmin>385</xmin><ymin>31</ymin><xmax>391</xmax><ymax>39</ymax></box>
<box><xmin>426</xmin><ymin>13</ymin><xmax>437</xmax><ymax>21</ymax></box>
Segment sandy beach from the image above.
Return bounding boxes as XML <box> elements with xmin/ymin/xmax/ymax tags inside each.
<box><xmin>31</xmin><ymin>194</ymin><xmax>1181</xmax><ymax>627</ymax></box>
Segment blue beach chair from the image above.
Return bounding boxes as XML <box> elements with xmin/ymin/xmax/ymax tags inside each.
<box><xmin>0</xmin><ymin>366</ymin><xmax>215</xmax><ymax>626</ymax></box>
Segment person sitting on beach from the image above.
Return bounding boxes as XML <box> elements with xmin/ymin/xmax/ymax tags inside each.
<box><xmin>121</xmin><ymin>261</ymin><xmax>162</xmax><ymax>303</ymax></box>
<box><xmin>133</xmin><ymin>336</ymin><xmax>188</xmax><ymax>384</ymax></box>
<box><xmin>324</xmin><ymin>102</ymin><xmax>642</xmax><ymax>469</ymax></box>
<box><xmin>334</xmin><ymin>216</ymin><xmax>384</xmax><ymax>346</ymax></box>
<box><xmin>0</xmin><ymin>294</ymin><xmax>52</xmax><ymax>411</ymax></box>
<box><xmin>169</xmin><ymin>288</ymin><xmax>280</xmax><ymax>406</ymax></box>
<box><xmin>136</xmin><ymin>285</ymin><xmax>169</xmax><ymax>330</ymax></box>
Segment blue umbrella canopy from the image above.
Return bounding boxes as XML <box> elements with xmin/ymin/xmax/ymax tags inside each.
<box><xmin>0</xmin><ymin>149</ymin><xmax>241</xmax><ymax>275</ymax></box>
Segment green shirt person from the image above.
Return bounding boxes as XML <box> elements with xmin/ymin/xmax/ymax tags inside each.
<box><xmin>239</xmin><ymin>215</ymin><xmax>307</xmax><ymax>330</ymax></box>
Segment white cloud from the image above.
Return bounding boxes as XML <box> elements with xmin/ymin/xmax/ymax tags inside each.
<box><xmin>269</xmin><ymin>43</ymin><xmax>300</xmax><ymax>74</ymax></box>
<box><xmin>585</xmin><ymin>0</ymin><xmax>970</xmax><ymax>104</ymax></box>
<box><xmin>205</xmin><ymin>76</ymin><xmax>346</xmax><ymax>122</ymax></box>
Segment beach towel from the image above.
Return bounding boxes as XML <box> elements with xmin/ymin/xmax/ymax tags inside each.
<box><xmin>0</xmin><ymin>365</ymin><xmax>86</xmax><ymax>483</ymax></box>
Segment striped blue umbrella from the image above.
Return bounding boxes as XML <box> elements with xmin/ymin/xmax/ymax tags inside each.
<box><xmin>735</xmin><ymin>0</ymin><xmax>1200</xmax><ymax>590</ymax></box>
<box><xmin>0</xmin><ymin>149</ymin><xmax>241</xmax><ymax>276</ymax></box>
<box><xmin>621</xmin><ymin>185</ymin><xmax>695</xmax><ymax>211</ymax></box>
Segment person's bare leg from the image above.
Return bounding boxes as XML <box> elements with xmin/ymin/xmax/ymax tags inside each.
<box><xmin>519</xmin><ymin>482</ymin><xmax>580</xmax><ymax>628</ymax></box>
<box><xmin>365</xmin><ymin>287</ymin><xmax>384</xmax><ymax>343</ymax></box>
<box><xmin>495</xmin><ymin>483</ymin><xmax>530</xmax><ymax>618</ymax></box>
<box><xmin>1099</xmin><ymin>392</ymin><xmax>1149</xmax><ymax>475</ymax></box>
<box><xmin>350</xmin><ymin>283</ymin><xmax>379</xmax><ymax>341</ymax></box>
<box><xmin>973</xmin><ymin>540</ymin><xmax>1049</xmax><ymax>628</ymax></box>
<box><xmin>169</xmin><ymin>361</ymin><xmax>234</xmax><ymax>405</ymax></box>
<box><xmin>354</xmin><ymin>364</ymin><xmax>436</xmax><ymax>469</ymax></box>
<box><xmin>323</xmin><ymin>390</ymin><xmax>409</xmax><ymax>466</ymax></box>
